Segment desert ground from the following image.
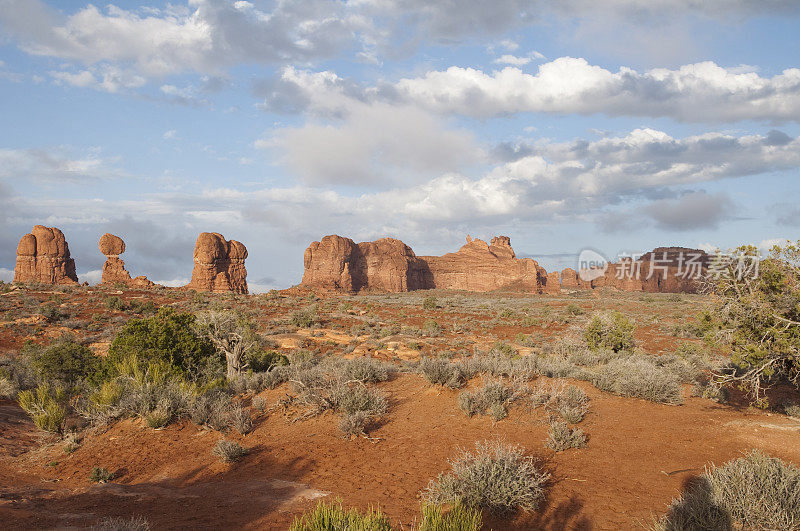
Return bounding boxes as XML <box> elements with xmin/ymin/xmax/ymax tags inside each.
<box><xmin>1</xmin><ymin>283</ymin><xmax>799</xmax><ymax>530</ymax></box>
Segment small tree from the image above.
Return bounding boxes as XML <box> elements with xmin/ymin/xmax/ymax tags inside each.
<box><xmin>195</xmin><ymin>311</ymin><xmax>259</xmax><ymax>380</ymax></box>
<box><xmin>704</xmin><ymin>242</ymin><xmax>800</xmax><ymax>406</ymax></box>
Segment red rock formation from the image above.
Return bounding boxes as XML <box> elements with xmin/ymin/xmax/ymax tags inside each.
<box><xmin>543</xmin><ymin>270</ymin><xmax>561</xmax><ymax>294</ymax></box>
<box><xmin>14</xmin><ymin>226</ymin><xmax>78</xmax><ymax>285</ymax></box>
<box><xmin>302</xmin><ymin>235</ymin><xmax>428</xmax><ymax>292</ymax></box>
<box><xmin>188</xmin><ymin>233</ymin><xmax>248</xmax><ymax>294</ymax></box>
<box><xmin>99</xmin><ymin>233</ymin><xmax>156</xmax><ymax>289</ymax></box>
<box><xmin>577</xmin><ymin>247</ymin><xmax>710</xmax><ymax>293</ymax></box>
<box><xmin>302</xmin><ymin>235</ymin><xmax>546</xmax><ymax>293</ymax></box>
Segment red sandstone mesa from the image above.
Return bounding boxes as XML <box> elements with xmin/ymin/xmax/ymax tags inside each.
<box><xmin>188</xmin><ymin>233</ymin><xmax>248</xmax><ymax>294</ymax></box>
<box><xmin>302</xmin><ymin>235</ymin><xmax>711</xmax><ymax>294</ymax></box>
<box><xmin>302</xmin><ymin>234</ymin><xmax>547</xmax><ymax>293</ymax></box>
<box><xmin>99</xmin><ymin>233</ymin><xmax>156</xmax><ymax>289</ymax></box>
<box><xmin>14</xmin><ymin>226</ymin><xmax>78</xmax><ymax>285</ymax></box>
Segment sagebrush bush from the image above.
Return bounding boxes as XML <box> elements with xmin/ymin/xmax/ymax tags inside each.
<box><xmin>458</xmin><ymin>379</ymin><xmax>527</xmax><ymax>420</ymax></box>
<box><xmin>593</xmin><ymin>356</ymin><xmax>683</xmax><ymax>404</ymax></box>
<box><xmin>419</xmin><ymin>357</ymin><xmax>464</xmax><ymax>388</ymax></box>
<box><xmin>289</xmin><ymin>498</ymin><xmax>392</xmax><ymax>531</ymax></box>
<box><xmin>423</xmin><ymin>296</ymin><xmax>438</xmax><ymax>310</ymax></box>
<box><xmin>289</xmin><ymin>307</ymin><xmax>318</xmax><ymax>328</ymax></box>
<box><xmin>545</xmin><ymin>421</ymin><xmax>587</xmax><ymax>452</ymax></box>
<box><xmin>419</xmin><ymin>502</ymin><xmax>482</xmax><ymax>531</ymax></box>
<box><xmin>338</xmin><ymin>411</ymin><xmax>371</xmax><ymax>437</ymax></box>
<box><xmin>423</xmin><ymin>440</ymin><xmax>550</xmax><ymax>515</ymax></box>
<box><xmin>0</xmin><ymin>377</ymin><xmax>17</xmax><ymax>399</ymax></box>
<box><xmin>212</xmin><ymin>439</ymin><xmax>248</xmax><ymax>463</ymax></box>
<box><xmin>656</xmin><ymin>450</ymin><xmax>800</xmax><ymax>530</ymax></box>
<box><xmin>333</xmin><ymin>357</ymin><xmax>392</xmax><ymax>383</ymax></box>
<box><xmin>330</xmin><ymin>383</ymin><xmax>387</xmax><ymax>417</ymax></box>
<box><xmin>530</xmin><ymin>381</ymin><xmax>590</xmax><ymax>423</ymax></box>
<box><xmin>246</xmin><ymin>349</ymin><xmax>289</xmax><ymax>372</ymax></box>
<box><xmin>584</xmin><ymin>311</ymin><xmax>635</xmax><ymax>352</ymax></box>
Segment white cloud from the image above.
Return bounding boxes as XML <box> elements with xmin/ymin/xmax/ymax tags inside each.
<box><xmin>163</xmin><ymin>130</ymin><xmax>178</xmax><ymax>140</ymax></box>
<box><xmin>395</xmin><ymin>58</ymin><xmax>800</xmax><ymax>122</ymax></box>
<box><xmin>0</xmin><ymin>267</ymin><xmax>13</xmax><ymax>282</ymax></box>
<box><xmin>697</xmin><ymin>242</ymin><xmax>720</xmax><ymax>254</ymax></box>
<box><xmin>758</xmin><ymin>238</ymin><xmax>791</xmax><ymax>254</ymax></box>
<box><xmin>493</xmin><ymin>54</ymin><xmax>531</xmax><ymax>66</ymax></box>
<box><xmin>0</xmin><ymin>147</ymin><xmax>127</xmax><ymax>183</ymax></box>
<box><xmin>49</xmin><ymin>65</ymin><xmax>146</xmax><ymax>93</ymax></box>
<box><xmin>77</xmin><ymin>269</ymin><xmax>102</xmax><ymax>285</ymax></box>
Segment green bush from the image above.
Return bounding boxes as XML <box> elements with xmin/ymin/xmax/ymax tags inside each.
<box><xmin>423</xmin><ymin>296</ymin><xmax>438</xmax><ymax>310</ymax></box>
<box><xmin>89</xmin><ymin>466</ymin><xmax>114</xmax><ymax>483</ymax></box>
<box><xmin>246</xmin><ymin>350</ymin><xmax>289</xmax><ymax>372</ymax></box>
<box><xmin>423</xmin><ymin>440</ymin><xmax>549</xmax><ymax>515</ymax></box>
<box><xmin>584</xmin><ymin>311</ymin><xmax>635</xmax><ymax>352</ymax></box>
<box><xmin>289</xmin><ymin>307</ymin><xmax>318</xmax><ymax>328</ymax></box>
<box><xmin>419</xmin><ymin>502</ymin><xmax>482</xmax><ymax>531</ymax></box>
<box><xmin>655</xmin><ymin>450</ymin><xmax>800</xmax><ymax>530</ymax></box>
<box><xmin>18</xmin><ymin>383</ymin><xmax>67</xmax><ymax>433</ymax></box>
<box><xmin>107</xmin><ymin>308</ymin><xmax>219</xmax><ymax>382</ymax></box>
<box><xmin>419</xmin><ymin>358</ymin><xmax>464</xmax><ymax>388</ymax></box>
<box><xmin>29</xmin><ymin>338</ymin><xmax>101</xmax><ymax>386</ymax></box>
<box><xmin>289</xmin><ymin>499</ymin><xmax>392</xmax><ymax>531</ymax></box>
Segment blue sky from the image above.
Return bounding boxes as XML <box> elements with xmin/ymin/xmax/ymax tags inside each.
<box><xmin>1</xmin><ymin>0</ymin><xmax>799</xmax><ymax>291</ymax></box>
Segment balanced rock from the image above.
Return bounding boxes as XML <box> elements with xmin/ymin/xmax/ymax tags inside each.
<box><xmin>14</xmin><ymin>226</ymin><xmax>78</xmax><ymax>285</ymax></box>
<box><xmin>99</xmin><ymin>233</ymin><xmax>155</xmax><ymax>289</ymax></box>
<box><xmin>188</xmin><ymin>233</ymin><xmax>248</xmax><ymax>294</ymax></box>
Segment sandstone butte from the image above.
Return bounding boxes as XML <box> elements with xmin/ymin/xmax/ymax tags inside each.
<box><xmin>98</xmin><ymin>233</ymin><xmax>157</xmax><ymax>289</ymax></box>
<box><xmin>187</xmin><ymin>232</ymin><xmax>249</xmax><ymax>294</ymax></box>
<box><xmin>13</xmin><ymin>226</ymin><xmax>78</xmax><ymax>285</ymax></box>
<box><xmin>302</xmin><ymin>235</ymin><xmax>710</xmax><ymax>294</ymax></box>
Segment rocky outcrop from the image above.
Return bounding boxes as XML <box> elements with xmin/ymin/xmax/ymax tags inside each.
<box><xmin>188</xmin><ymin>233</ymin><xmax>248</xmax><ymax>294</ymax></box>
<box><xmin>99</xmin><ymin>233</ymin><xmax>156</xmax><ymax>289</ymax></box>
<box><xmin>14</xmin><ymin>226</ymin><xmax>78</xmax><ymax>285</ymax></box>
<box><xmin>302</xmin><ymin>235</ymin><xmax>429</xmax><ymax>292</ymax></box>
<box><xmin>302</xmin><ymin>234</ymin><xmax>546</xmax><ymax>293</ymax></box>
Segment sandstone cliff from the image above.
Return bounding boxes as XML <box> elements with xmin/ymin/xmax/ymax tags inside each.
<box><xmin>14</xmin><ymin>226</ymin><xmax>78</xmax><ymax>285</ymax></box>
<box><xmin>302</xmin><ymin>234</ymin><xmax>545</xmax><ymax>293</ymax></box>
<box><xmin>187</xmin><ymin>233</ymin><xmax>248</xmax><ymax>294</ymax></box>
<box><xmin>99</xmin><ymin>233</ymin><xmax>156</xmax><ymax>289</ymax></box>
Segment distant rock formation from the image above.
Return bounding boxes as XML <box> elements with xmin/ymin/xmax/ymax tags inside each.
<box><xmin>302</xmin><ymin>235</ymin><xmax>711</xmax><ymax>294</ymax></box>
<box><xmin>302</xmin><ymin>234</ymin><xmax>546</xmax><ymax>293</ymax></box>
<box><xmin>188</xmin><ymin>233</ymin><xmax>248</xmax><ymax>294</ymax></box>
<box><xmin>575</xmin><ymin>247</ymin><xmax>711</xmax><ymax>293</ymax></box>
<box><xmin>99</xmin><ymin>233</ymin><xmax>156</xmax><ymax>289</ymax></box>
<box><xmin>14</xmin><ymin>226</ymin><xmax>78</xmax><ymax>285</ymax></box>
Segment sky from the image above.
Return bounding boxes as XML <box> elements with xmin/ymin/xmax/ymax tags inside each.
<box><xmin>0</xmin><ymin>0</ymin><xmax>799</xmax><ymax>292</ymax></box>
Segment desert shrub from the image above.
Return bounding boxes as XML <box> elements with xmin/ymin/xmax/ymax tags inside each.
<box><xmin>419</xmin><ymin>357</ymin><xmax>465</xmax><ymax>388</ymax></box>
<box><xmin>458</xmin><ymin>379</ymin><xmax>527</xmax><ymax>420</ymax></box>
<box><xmin>333</xmin><ymin>357</ymin><xmax>392</xmax><ymax>383</ymax></box>
<box><xmin>18</xmin><ymin>382</ymin><xmax>67</xmax><ymax>433</ymax></box>
<box><xmin>423</xmin><ymin>319</ymin><xmax>443</xmax><ymax>337</ymax></box>
<box><xmin>95</xmin><ymin>515</ymin><xmax>151</xmax><ymax>531</ymax></box>
<box><xmin>128</xmin><ymin>300</ymin><xmax>157</xmax><ymax>315</ymax></box>
<box><xmin>423</xmin><ymin>440</ymin><xmax>549</xmax><ymax>515</ymax></box>
<box><xmin>104</xmin><ymin>296</ymin><xmax>127</xmax><ymax>311</ymax></box>
<box><xmin>289</xmin><ymin>499</ymin><xmax>392</xmax><ymax>531</ymax></box>
<box><xmin>0</xmin><ymin>377</ymin><xmax>18</xmax><ymax>399</ymax></box>
<box><xmin>229</xmin><ymin>404</ymin><xmax>253</xmax><ymax>434</ymax></box>
<box><xmin>786</xmin><ymin>403</ymin><xmax>800</xmax><ymax>418</ymax></box>
<box><xmin>704</xmin><ymin>242</ymin><xmax>800</xmax><ymax>405</ymax></box>
<box><xmin>423</xmin><ymin>295</ymin><xmax>438</xmax><ymax>310</ymax></box>
<box><xmin>39</xmin><ymin>303</ymin><xmax>66</xmax><ymax>322</ymax></box>
<box><xmin>593</xmin><ymin>356</ymin><xmax>683</xmax><ymax>404</ymax></box>
<box><xmin>289</xmin><ymin>307</ymin><xmax>318</xmax><ymax>328</ymax></box>
<box><xmin>143</xmin><ymin>403</ymin><xmax>171</xmax><ymax>428</ymax></box>
<box><xmin>29</xmin><ymin>338</ymin><xmax>101</xmax><ymax>386</ymax></box>
<box><xmin>246</xmin><ymin>349</ymin><xmax>289</xmax><ymax>372</ymax></box>
<box><xmin>212</xmin><ymin>439</ymin><xmax>248</xmax><ymax>462</ymax></box>
<box><xmin>90</xmin><ymin>466</ymin><xmax>114</xmax><ymax>483</ymax></box>
<box><xmin>565</xmin><ymin>303</ymin><xmax>585</xmax><ymax>316</ymax></box>
<box><xmin>63</xmin><ymin>432</ymin><xmax>81</xmax><ymax>454</ymax></box>
<box><xmin>419</xmin><ymin>502</ymin><xmax>482</xmax><ymax>531</ymax></box>
<box><xmin>338</xmin><ymin>411</ymin><xmax>372</xmax><ymax>437</ymax></box>
<box><xmin>529</xmin><ymin>381</ymin><xmax>590</xmax><ymax>423</ymax></box>
<box><xmin>545</xmin><ymin>420</ymin><xmax>587</xmax><ymax>452</ymax></box>
<box><xmin>330</xmin><ymin>383</ymin><xmax>388</xmax><ymax>417</ymax></box>
<box><xmin>655</xmin><ymin>450</ymin><xmax>800</xmax><ymax>530</ymax></box>
<box><xmin>584</xmin><ymin>311</ymin><xmax>635</xmax><ymax>352</ymax></box>
<box><xmin>107</xmin><ymin>308</ymin><xmax>219</xmax><ymax>382</ymax></box>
